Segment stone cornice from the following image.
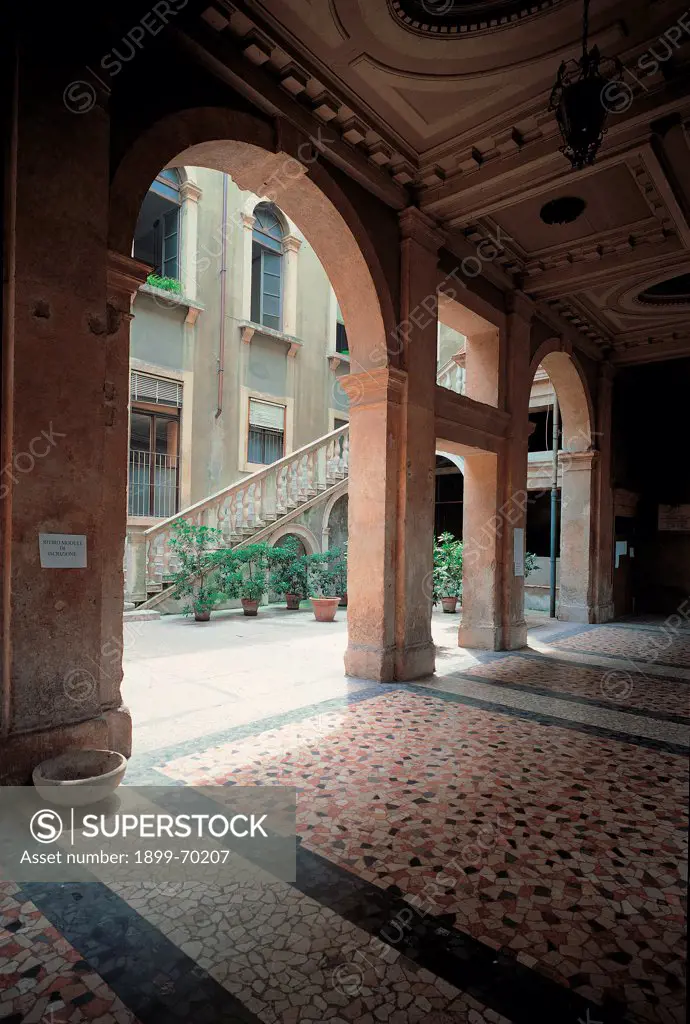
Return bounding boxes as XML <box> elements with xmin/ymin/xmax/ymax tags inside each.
<box><xmin>107</xmin><ymin>251</ymin><xmax>151</xmax><ymax>304</ymax></box>
<box><xmin>339</xmin><ymin>367</ymin><xmax>407</xmax><ymax>408</ymax></box>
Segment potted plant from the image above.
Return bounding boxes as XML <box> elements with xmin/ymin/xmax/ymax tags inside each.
<box><xmin>306</xmin><ymin>551</ymin><xmax>341</xmax><ymax>622</ymax></box>
<box><xmin>330</xmin><ymin>547</ymin><xmax>348</xmax><ymax>607</ymax></box>
<box><xmin>225</xmin><ymin>542</ymin><xmax>269</xmax><ymax>616</ymax></box>
<box><xmin>432</xmin><ymin>531</ymin><xmax>463</xmax><ymax>613</ymax></box>
<box><xmin>169</xmin><ymin>520</ymin><xmax>225</xmax><ymax>621</ymax></box>
<box><xmin>268</xmin><ymin>538</ymin><xmax>308</xmax><ymax>609</ymax></box>
<box><xmin>525</xmin><ymin>551</ymin><xmax>538</xmax><ymax>578</ymax></box>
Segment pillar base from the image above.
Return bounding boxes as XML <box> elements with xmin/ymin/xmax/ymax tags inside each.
<box><xmin>0</xmin><ymin>705</ymin><xmax>132</xmax><ymax>784</ymax></box>
<box><xmin>395</xmin><ymin>640</ymin><xmax>435</xmax><ymax>681</ymax></box>
<box><xmin>345</xmin><ymin>641</ymin><xmax>435</xmax><ymax>682</ymax></box>
<box><xmin>503</xmin><ymin>621</ymin><xmax>528</xmax><ymax>650</ymax></box>
<box><xmin>458</xmin><ymin>624</ymin><xmax>502</xmax><ymax>650</ymax></box>
<box><xmin>557</xmin><ymin>602</ymin><xmax>595</xmax><ymax>624</ymax></box>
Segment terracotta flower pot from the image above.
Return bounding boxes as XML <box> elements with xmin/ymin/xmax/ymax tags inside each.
<box><xmin>285</xmin><ymin>593</ymin><xmax>301</xmax><ymax>610</ymax></box>
<box><xmin>338</xmin><ymin>592</ymin><xmax>348</xmax><ymax>608</ymax></box>
<box><xmin>310</xmin><ymin>597</ymin><xmax>340</xmax><ymax>622</ymax></box>
<box><xmin>441</xmin><ymin>596</ymin><xmax>458</xmax><ymax>614</ymax></box>
<box><xmin>194</xmin><ymin>609</ymin><xmax>211</xmax><ymax>622</ymax></box>
<box><xmin>241</xmin><ymin>598</ymin><xmax>259</xmax><ymax>616</ymax></box>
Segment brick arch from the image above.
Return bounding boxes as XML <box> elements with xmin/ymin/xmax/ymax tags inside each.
<box><xmin>109</xmin><ymin>107</ymin><xmax>394</xmax><ymax>371</ymax></box>
<box><xmin>529</xmin><ymin>341</ymin><xmax>594</xmax><ymax>451</ymax></box>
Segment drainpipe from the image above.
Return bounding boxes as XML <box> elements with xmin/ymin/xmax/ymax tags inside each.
<box><xmin>549</xmin><ymin>397</ymin><xmax>560</xmax><ymax>618</ymax></box>
<box><xmin>215</xmin><ymin>174</ymin><xmax>228</xmax><ymax>418</ymax></box>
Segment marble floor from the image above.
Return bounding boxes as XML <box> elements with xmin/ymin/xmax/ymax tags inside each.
<box><xmin>1</xmin><ymin>611</ymin><xmax>687</xmax><ymax>1024</ymax></box>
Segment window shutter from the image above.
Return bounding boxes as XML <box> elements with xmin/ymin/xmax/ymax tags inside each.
<box><xmin>131</xmin><ymin>372</ymin><xmax>183</xmax><ymax>408</ymax></box>
<box><xmin>249</xmin><ymin>399</ymin><xmax>284</xmax><ymax>430</ymax></box>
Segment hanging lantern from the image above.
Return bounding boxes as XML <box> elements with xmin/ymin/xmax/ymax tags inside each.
<box><xmin>549</xmin><ymin>0</ymin><xmax>624</xmax><ymax>169</ymax></box>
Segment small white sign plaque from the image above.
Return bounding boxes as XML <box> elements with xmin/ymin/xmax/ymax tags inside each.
<box><xmin>658</xmin><ymin>504</ymin><xmax>690</xmax><ymax>532</ymax></box>
<box><xmin>513</xmin><ymin>527</ymin><xmax>525</xmax><ymax>577</ymax></box>
<box><xmin>39</xmin><ymin>533</ymin><xmax>87</xmax><ymax>568</ymax></box>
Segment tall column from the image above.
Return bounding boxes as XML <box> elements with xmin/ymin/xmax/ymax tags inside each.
<box><xmin>179</xmin><ymin>179</ymin><xmax>202</xmax><ymax>300</ymax></box>
<box><xmin>0</xmin><ymin>56</ymin><xmax>140</xmax><ymax>780</ymax></box>
<box><xmin>343</xmin><ymin>208</ymin><xmax>442</xmax><ymax>681</ymax></box>
<box><xmin>558</xmin><ymin>450</ymin><xmax>598</xmax><ymax>622</ymax></box>
<box><xmin>592</xmin><ymin>363</ymin><xmax>615</xmax><ymax>621</ymax></box>
<box><xmin>281</xmin><ymin>234</ymin><xmax>302</xmax><ymax>336</ymax></box>
<box><xmin>240</xmin><ymin>212</ymin><xmax>256</xmax><ymax>322</ymax></box>
<box><xmin>457</xmin><ymin>452</ymin><xmax>501</xmax><ymax>648</ymax></box>
<box><xmin>458</xmin><ymin>295</ymin><xmax>532</xmax><ymax>650</ymax></box>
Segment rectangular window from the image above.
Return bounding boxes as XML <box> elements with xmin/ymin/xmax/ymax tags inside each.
<box><xmin>248</xmin><ymin>399</ymin><xmax>285</xmax><ymax>465</ymax></box>
<box><xmin>251</xmin><ymin>244</ymin><xmax>282</xmax><ymax>331</ymax></box>
<box><xmin>128</xmin><ymin>374</ymin><xmax>181</xmax><ymax>517</ymax></box>
<box><xmin>335</xmin><ymin>320</ymin><xmax>349</xmax><ymax>354</ymax></box>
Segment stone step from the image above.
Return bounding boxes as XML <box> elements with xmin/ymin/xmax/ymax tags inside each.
<box><xmin>124</xmin><ymin>609</ymin><xmax>161</xmax><ymax>622</ymax></box>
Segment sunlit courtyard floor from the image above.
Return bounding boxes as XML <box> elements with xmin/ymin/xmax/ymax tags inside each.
<box><xmin>1</xmin><ymin>608</ymin><xmax>687</xmax><ymax>1024</ymax></box>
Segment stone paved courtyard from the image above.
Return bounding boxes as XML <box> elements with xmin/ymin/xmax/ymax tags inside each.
<box><xmin>1</xmin><ymin>610</ymin><xmax>687</xmax><ymax>1024</ymax></box>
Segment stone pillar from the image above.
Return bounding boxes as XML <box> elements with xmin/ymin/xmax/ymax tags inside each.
<box><xmin>558</xmin><ymin>450</ymin><xmax>598</xmax><ymax>622</ymax></box>
<box><xmin>458</xmin><ymin>295</ymin><xmax>532</xmax><ymax>650</ymax></box>
<box><xmin>179</xmin><ymin>179</ymin><xmax>202</xmax><ymax>300</ymax></box>
<box><xmin>281</xmin><ymin>234</ymin><xmax>302</xmax><ymax>336</ymax></box>
<box><xmin>342</xmin><ymin>208</ymin><xmax>441</xmax><ymax>681</ymax></box>
<box><xmin>457</xmin><ymin>452</ymin><xmax>502</xmax><ymax>648</ymax></box>
<box><xmin>592</xmin><ymin>364</ymin><xmax>615</xmax><ymax>622</ymax></box>
<box><xmin>0</xmin><ymin>60</ymin><xmax>142</xmax><ymax>780</ymax></box>
<box><xmin>240</xmin><ymin>212</ymin><xmax>256</xmax><ymax>321</ymax></box>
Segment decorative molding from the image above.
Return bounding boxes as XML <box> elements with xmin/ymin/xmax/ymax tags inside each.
<box><xmin>388</xmin><ymin>0</ymin><xmax>566</xmax><ymax>37</ymax></box>
<box><xmin>179</xmin><ymin>181</ymin><xmax>202</xmax><ymax>203</ymax></box>
<box><xmin>192</xmin><ymin>4</ymin><xmax>415</xmax><ymax>197</ymax></box>
<box><xmin>282</xmin><ymin>234</ymin><xmax>302</xmax><ymax>254</ymax></box>
<box><xmin>107</xmin><ymin>251</ymin><xmax>151</xmax><ymax>304</ymax></box>
<box><xmin>339</xmin><ymin>367</ymin><xmax>407</xmax><ymax>407</ymax></box>
<box><xmin>241</xmin><ymin>213</ymin><xmax>256</xmax><ymax>229</ymax></box>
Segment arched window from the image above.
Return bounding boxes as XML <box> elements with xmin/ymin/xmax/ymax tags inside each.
<box><xmin>133</xmin><ymin>168</ymin><xmax>181</xmax><ymax>282</ymax></box>
<box><xmin>251</xmin><ymin>203</ymin><xmax>283</xmax><ymax>331</ymax></box>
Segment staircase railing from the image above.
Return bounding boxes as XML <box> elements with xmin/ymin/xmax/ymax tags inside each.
<box><xmin>144</xmin><ymin>424</ymin><xmax>349</xmax><ymax>588</ymax></box>
<box><xmin>436</xmin><ymin>357</ymin><xmax>465</xmax><ymax>395</ymax></box>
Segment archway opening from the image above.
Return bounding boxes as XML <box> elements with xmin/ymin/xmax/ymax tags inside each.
<box><xmin>524</xmin><ymin>350</ymin><xmax>594</xmax><ymax>622</ymax></box>
<box><xmin>112</xmin><ymin>111</ymin><xmax>396</xmax><ymax>758</ymax></box>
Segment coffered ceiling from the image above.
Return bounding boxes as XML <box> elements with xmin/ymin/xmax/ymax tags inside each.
<box><xmin>194</xmin><ymin>0</ymin><xmax>690</xmax><ymax>363</ymax></box>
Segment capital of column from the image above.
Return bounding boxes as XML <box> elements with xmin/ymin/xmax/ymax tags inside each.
<box><xmin>282</xmin><ymin>234</ymin><xmax>302</xmax><ymax>254</ymax></box>
<box><xmin>241</xmin><ymin>213</ymin><xmax>256</xmax><ymax>230</ymax></box>
<box><xmin>506</xmin><ymin>290</ymin><xmax>535</xmax><ymax>323</ymax></box>
<box><xmin>180</xmin><ymin>180</ymin><xmax>202</xmax><ymax>203</ymax></box>
<box><xmin>107</xmin><ymin>251</ymin><xmax>150</xmax><ymax>309</ymax></box>
<box><xmin>339</xmin><ymin>367</ymin><xmax>407</xmax><ymax>408</ymax></box>
<box><xmin>398</xmin><ymin>207</ymin><xmax>446</xmax><ymax>254</ymax></box>
<box><xmin>558</xmin><ymin>449</ymin><xmax>599</xmax><ymax>472</ymax></box>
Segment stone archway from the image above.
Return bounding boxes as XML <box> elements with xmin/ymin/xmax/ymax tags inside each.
<box><xmin>109</xmin><ymin>108</ymin><xmax>396</xmax><ymax>375</ymax></box>
<box><xmin>528</xmin><ymin>343</ymin><xmax>597</xmax><ymax>622</ymax></box>
<box><xmin>269</xmin><ymin>524</ymin><xmax>320</xmax><ymax>556</ymax></box>
<box><xmin>108</xmin><ymin>106</ymin><xmax>420</xmax><ymax>682</ymax></box>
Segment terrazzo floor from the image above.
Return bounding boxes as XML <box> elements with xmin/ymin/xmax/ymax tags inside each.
<box><xmin>1</xmin><ymin>613</ymin><xmax>687</xmax><ymax>1024</ymax></box>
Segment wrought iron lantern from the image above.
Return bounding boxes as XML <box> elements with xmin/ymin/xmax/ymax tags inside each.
<box><xmin>549</xmin><ymin>0</ymin><xmax>623</xmax><ymax>170</ymax></box>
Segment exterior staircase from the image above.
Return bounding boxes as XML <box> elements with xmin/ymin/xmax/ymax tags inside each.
<box><xmin>133</xmin><ymin>424</ymin><xmax>349</xmax><ymax>612</ymax></box>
